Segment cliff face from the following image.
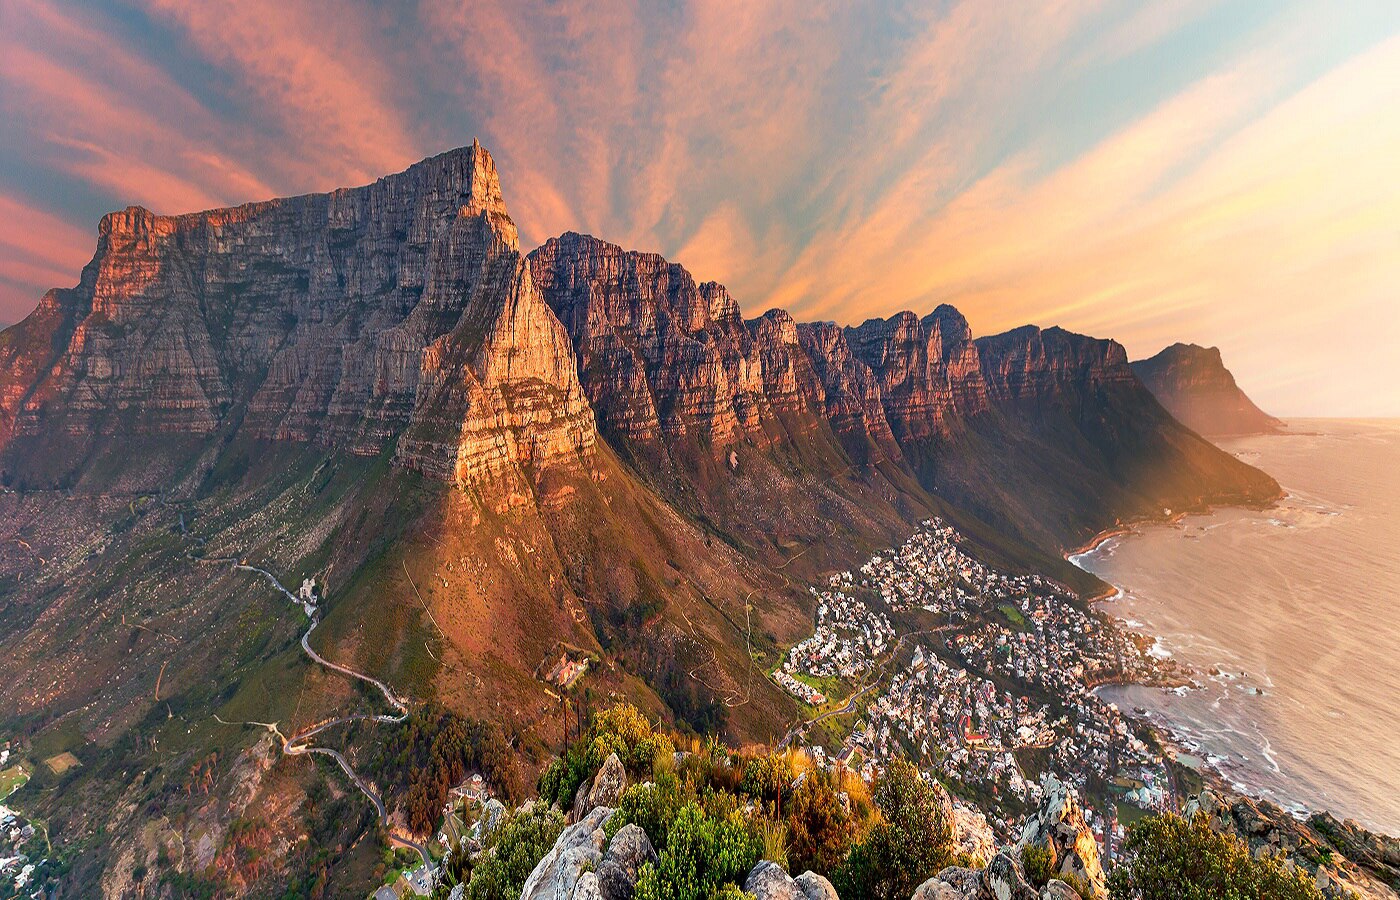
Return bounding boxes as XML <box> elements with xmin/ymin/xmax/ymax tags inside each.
<box><xmin>1132</xmin><ymin>343</ymin><xmax>1282</xmax><ymax>436</ymax></box>
<box><xmin>0</xmin><ymin>142</ymin><xmax>595</xmax><ymax>502</ymax></box>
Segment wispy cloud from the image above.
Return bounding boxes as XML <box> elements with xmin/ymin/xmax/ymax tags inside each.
<box><xmin>0</xmin><ymin>0</ymin><xmax>1394</xmax><ymax>412</ymax></box>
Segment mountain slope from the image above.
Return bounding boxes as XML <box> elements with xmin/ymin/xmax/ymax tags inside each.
<box><xmin>1132</xmin><ymin>342</ymin><xmax>1283</xmax><ymax>436</ymax></box>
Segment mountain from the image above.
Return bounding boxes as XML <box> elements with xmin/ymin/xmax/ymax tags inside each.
<box><xmin>1132</xmin><ymin>343</ymin><xmax>1283</xmax><ymax>436</ymax></box>
<box><xmin>0</xmin><ymin>144</ymin><xmax>1283</xmax><ymax>894</ymax></box>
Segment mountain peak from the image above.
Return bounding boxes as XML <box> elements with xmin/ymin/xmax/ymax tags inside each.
<box><xmin>1132</xmin><ymin>343</ymin><xmax>1281</xmax><ymax>436</ymax></box>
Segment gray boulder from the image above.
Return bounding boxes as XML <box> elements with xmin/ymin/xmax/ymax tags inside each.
<box><xmin>573</xmin><ymin>753</ymin><xmax>628</xmax><ymax>821</ymax></box>
<box><xmin>574</xmin><ymin>872</ymin><xmax>604</xmax><ymax>900</ymax></box>
<box><xmin>745</xmin><ymin>861</ymin><xmax>805</xmax><ymax>900</ymax></box>
<box><xmin>985</xmin><ymin>852</ymin><xmax>1038</xmax><ymax>900</ymax></box>
<box><xmin>934</xmin><ymin>866</ymin><xmax>984</xmax><ymax>898</ymax></box>
<box><xmin>597</xmin><ymin>823</ymin><xmax>658</xmax><ymax>900</ymax></box>
<box><xmin>794</xmin><ymin>871</ymin><xmax>839</xmax><ymax>900</ymax></box>
<box><xmin>1040</xmin><ymin>881</ymin><xmax>1082</xmax><ymax>900</ymax></box>
<box><xmin>912</xmin><ymin>875</ymin><xmax>967</xmax><ymax>900</ymax></box>
<box><xmin>521</xmin><ymin>805</ymin><xmax>615</xmax><ymax>900</ymax></box>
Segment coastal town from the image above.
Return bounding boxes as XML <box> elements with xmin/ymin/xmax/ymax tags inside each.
<box><xmin>775</xmin><ymin>518</ymin><xmax>1181</xmax><ymax>846</ymax></box>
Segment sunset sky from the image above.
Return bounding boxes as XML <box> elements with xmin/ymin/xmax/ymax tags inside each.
<box><xmin>1</xmin><ymin>0</ymin><xmax>1397</xmax><ymax>416</ymax></box>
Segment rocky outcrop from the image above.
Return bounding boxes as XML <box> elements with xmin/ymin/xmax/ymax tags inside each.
<box><xmin>1131</xmin><ymin>343</ymin><xmax>1282</xmax><ymax>436</ymax></box>
<box><xmin>1187</xmin><ymin>789</ymin><xmax>1400</xmax><ymax>900</ymax></box>
<box><xmin>1016</xmin><ymin>774</ymin><xmax>1106</xmax><ymax>899</ymax></box>
<box><xmin>844</xmin><ymin>307</ymin><xmax>988</xmax><ymax>442</ymax></box>
<box><xmin>571</xmin><ymin>753</ymin><xmax>627</xmax><ymax>822</ymax></box>
<box><xmin>745</xmin><ymin>860</ymin><xmax>805</xmax><ymax>900</ymax></box>
<box><xmin>0</xmin><ymin>141</ymin><xmax>597</xmax><ymax>502</ymax></box>
<box><xmin>596</xmin><ymin>823</ymin><xmax>656</xmax><ymax>900</ymax></box>
<box><xmin>520</xmin><ymin>805</ymin><xmax>615</xmax><ymax>900</ymax></box>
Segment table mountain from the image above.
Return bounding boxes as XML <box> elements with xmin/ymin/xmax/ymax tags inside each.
<box><xmin>1132</xmin><ymin>342</ymin><xmax>1283</xmax><ymax>436</ymax></box>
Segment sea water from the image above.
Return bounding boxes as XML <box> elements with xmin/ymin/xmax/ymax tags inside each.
<box><xmin>1074</xmin><ymin>419</ymin><xmax>1400</xmax><ymax>834</ymax></box>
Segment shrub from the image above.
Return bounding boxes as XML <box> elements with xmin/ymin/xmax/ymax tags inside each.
<box><xmin>465</xmin><ymin>804</ymin><xmax>566</xmax><ymax>900</ymax></box>
<box><xmin>785</xmin><ymin>773</ymin><xmax>855</xmax><ymax>877</ymax></box>
<box><xmin>606</xmin><ymin>772</ymin><xmax>696</xmax><ymax>850</ymax></box>
<box><xmin>633</xmin><ymin>804</ymin><xmax>761</xmax><ymax>900</ymax></box>
<box><xmin>539</xmin><ymin>704</ymin><xmax>675</xmax><ymax>808</ymax></box>
<box><xmin>833</xmin><ymin>760</ymin><xmax>954</xmax><ymax>900</ymax></box>
<box><xmin>1107</xmin><ymin>813</ymin><xmax>1324</xmax><ymax>900</ymax></box>
<box><xmin>1022</xmin><ymin>843</ymin><xmax>1053</xmax><ymax>886</ymax></box>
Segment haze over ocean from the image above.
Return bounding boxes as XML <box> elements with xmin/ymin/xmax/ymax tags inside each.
<box><xmin>1078</xmin><ymin>419</ymin><xmax>1400</xmax><ymax>833</ymax></box>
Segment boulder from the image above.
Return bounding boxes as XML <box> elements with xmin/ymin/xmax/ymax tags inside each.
<box><xmin>574</xmin><ymin>873</ymin><xmax>603</xmax><ymax>900</ymax></box>
<box><xmin>985</xmin><ymin>852</ymin><xmax>1038</xmax><ymax>900</ymax></box>
<box><xmin>745</xmin><ymin>861</ymin><xmax>805</xmax><ymax>900</ymax></box>
<box><xmin>794</xmin><ymin>871</ymin><xmax>839</xmax><ymax>900</ymax></box>
<box><xmin>1041</xmin><ymin>881</ymin><xmax>1082</xmax><ymax>900</ymax></box>
<box><xmin>573</xmin><ymin>753</ymin><xmax>628</xmax><ymax>821</ymax></box>
<box><xmin>952</xmin><ymin>804</ymin><xmax>997</xmax><ymax>866</ymax></box>
<box><xmin>597</xmin><ymin>823</ymin><xmax>658</xmax><ymax>900</ymax></box>
<box><xmin>933</xmin><ymin>866</ymin><xmax>983</xmax><ymax>898</ymax></box>
<box><xmin>521</xmin><ymin>805</ymin><xmax>615</xmax><ymax>900</ymax></box>
<box><xmin>912</xmin><ymin>875</ymin><xmax>968</xmax><ymax>900</ymax></box>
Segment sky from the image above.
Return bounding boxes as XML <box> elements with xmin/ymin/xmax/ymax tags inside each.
<box><xmin>1</xmin><ymin>1</ymin><xmax>1397</xmax><ymax>417</ymax></box>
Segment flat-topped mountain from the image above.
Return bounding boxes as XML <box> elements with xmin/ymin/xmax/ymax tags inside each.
<box><xmin>1132</xmin><ymin>342</ymin><xmax>1283</xmax><ymax>436</ymax></box>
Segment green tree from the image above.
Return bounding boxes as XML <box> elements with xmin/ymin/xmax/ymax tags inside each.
<box><xmin>833</xmin><ymin>760</ymin><xmax>953</xmax><ymax>900</ymax></box>
<box><xmin>1107</xmin><ymin>813</ymin><xmax>1324</xmax><ymax>900</ymax></box>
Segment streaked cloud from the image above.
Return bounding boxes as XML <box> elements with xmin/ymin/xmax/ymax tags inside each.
<box><xmin>0</xmin><ymin>0</ymin><xmax>1394</xmax><ymax>412</ymax></box>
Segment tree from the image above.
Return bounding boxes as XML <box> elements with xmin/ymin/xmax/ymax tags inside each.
<box><xmin>786</xmin><ymin>773</ymin><xmax>855</xmax><ymax>877</ymax></box>
<box><xmin>834</xmin><ymin>760</ymin><xmax>953</xmax><ymax>900</ymax></box>
<box><xmin>465</xmin><ymin>804</ymin><xmax>566</xmax><ymax>900</ymax></box>
<box><xmin>1107</xmin><ymin>813</ymin><xmax>1324</xmax><ymax>900</ymax></box>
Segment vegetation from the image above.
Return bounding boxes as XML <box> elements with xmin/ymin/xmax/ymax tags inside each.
<box><xmin>633</xmin><ymin>804</ymin><xmax>761</xmax><ymax>900</ymax></box>
<box><xmin>785</xmin><ymin>772</ymin><xmax>856</xmax><ymax>876</ymax></box>
<box><xmin>463</xmin><ymin>804</ymin><xmax>567</xmax><ymax>900</ymax></box>
<box><xmin>1107</xmin><ymin>813</ymin><xmax>1325</xmax><ymax>900</ymax></box>
<box><xmin>363</xmin><ymin>703</ymin><xmax>526</xmax><ymax>834</ymax></box>
<box><xmin>1022</xmin><ymin>843</ymin><xmax>1053</xmax><ymax>886</ymax></box>
<box><xmin>538</xmin><ymin>703</ymin><xmax>676</xmax><ymax>808</ymax></box>
<box><xmin>833</xmin><ymin>759</ymin><xmax>955</xmax><ymax>900</ymax></box>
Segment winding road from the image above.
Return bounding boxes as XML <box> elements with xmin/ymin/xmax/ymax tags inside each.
<box><xmin>212</xmin><ymin>559</ymin><xmax>432</xmax><ymax>870</ymax></box>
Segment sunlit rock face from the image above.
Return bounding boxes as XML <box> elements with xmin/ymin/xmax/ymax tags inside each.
<box><xmin>0</xmin><ymin>141</ymin><xmax>596</xmax><ymax>499</ymax></box>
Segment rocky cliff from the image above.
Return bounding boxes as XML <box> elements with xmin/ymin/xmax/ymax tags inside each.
<box><xmin>0</xmin><ymin>141</ymin><xmax>595</xmax><ymax>503</ymax></box>
<box><xmin>1131</xmin><ymin>342</ymin><xmax>1283</xmax><ymax>436</ymax></box>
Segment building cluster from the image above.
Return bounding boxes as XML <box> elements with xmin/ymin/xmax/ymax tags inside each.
<box><xmin>777</xmin><ymin>582</ymin><xmax>893</xmax><ymax>694</ymax></box>
<box><xmin>780</xmin><ymin>519</ymin><xmax>1178</xmax><ymax>840</ymax></box>
<box><xmin>0</xmin><ymin>803</ymin><xmax>41</xmax><ymax>897</ymax></box>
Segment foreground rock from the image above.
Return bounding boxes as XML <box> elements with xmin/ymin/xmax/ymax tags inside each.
<box><xmin>746</xmin><ymin>861</ymin><xmax>804</xmax><ymax>900</ymax></box>
<box><xmin>521</xmin><ymin>805</ymin><xmax>615</xmax><ymax>900</ymax></box>
<box><xmin>596</xmin><ymin>823</ymin><xmax>657</xmax><ymax>900</ymax></box>
<box><xmin>572</xmin><ymin>752</ymin><xmax>627</xmax><ymax>822</ymax></box>
<box><xmin>1016</xmin><ymin>774</ymin><xmax>1106</xmax><ymax>899</ymax></box>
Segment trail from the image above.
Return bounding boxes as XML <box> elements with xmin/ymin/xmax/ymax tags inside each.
<box><xmin>210</xmin><ymin>559</ymin><xmax>430</xmax><ymax>870</ymax></box>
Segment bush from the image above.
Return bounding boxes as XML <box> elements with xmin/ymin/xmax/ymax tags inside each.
<box><xmin>539</xmin><ymin>704</ymin><xmax>676</xmax><ymax>808</ymax></box>
<box><xmin>633</xmin><ymin>804</ymin><xmax>761</xmax><ymax>900</ymax></box>
<box><xmin>465</xmin><ymin>804</ymin><xmax>566</xmax><ymax>900</ymax></box>
<box><xmin>1107</xmin><ymin>813</ymin><xmax>1324</xmax><ymax>900</ymax></box>
<box><xmin>833</xmin><ymin>760</ymin><xmax>954</xmax><ymax>900</ymax></box>
<box><xmin>785</xmin><ymin>773</ymin><xmax>855</xmax><ymax>877</ymax></box>
<box><xmin>1022</xmin><ymin>843</ymin><xmax>1053</xmax><ymax>886</ymax></box>
<box><xmin>606</xmin><ymin>772</ymin><xmax>696</xmax><ymax>850</ymax></box>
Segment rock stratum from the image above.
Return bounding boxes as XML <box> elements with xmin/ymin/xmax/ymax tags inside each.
<box><xmin>1131</xmin><ymin>342</ymin><xmax>1283</xmax><ymax>436</ymax></box>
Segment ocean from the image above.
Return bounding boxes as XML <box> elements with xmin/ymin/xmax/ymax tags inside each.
<box><xmin>1072</xmin><ymin>419</ymin><xmax>1400</xmax><ymax>835</ymax></box>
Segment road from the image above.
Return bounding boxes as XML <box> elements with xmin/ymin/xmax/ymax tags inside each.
<box><xmin>213</xmin><ymin>559</ymin><xmax>430</xmax><ymax>870</ymax></box>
